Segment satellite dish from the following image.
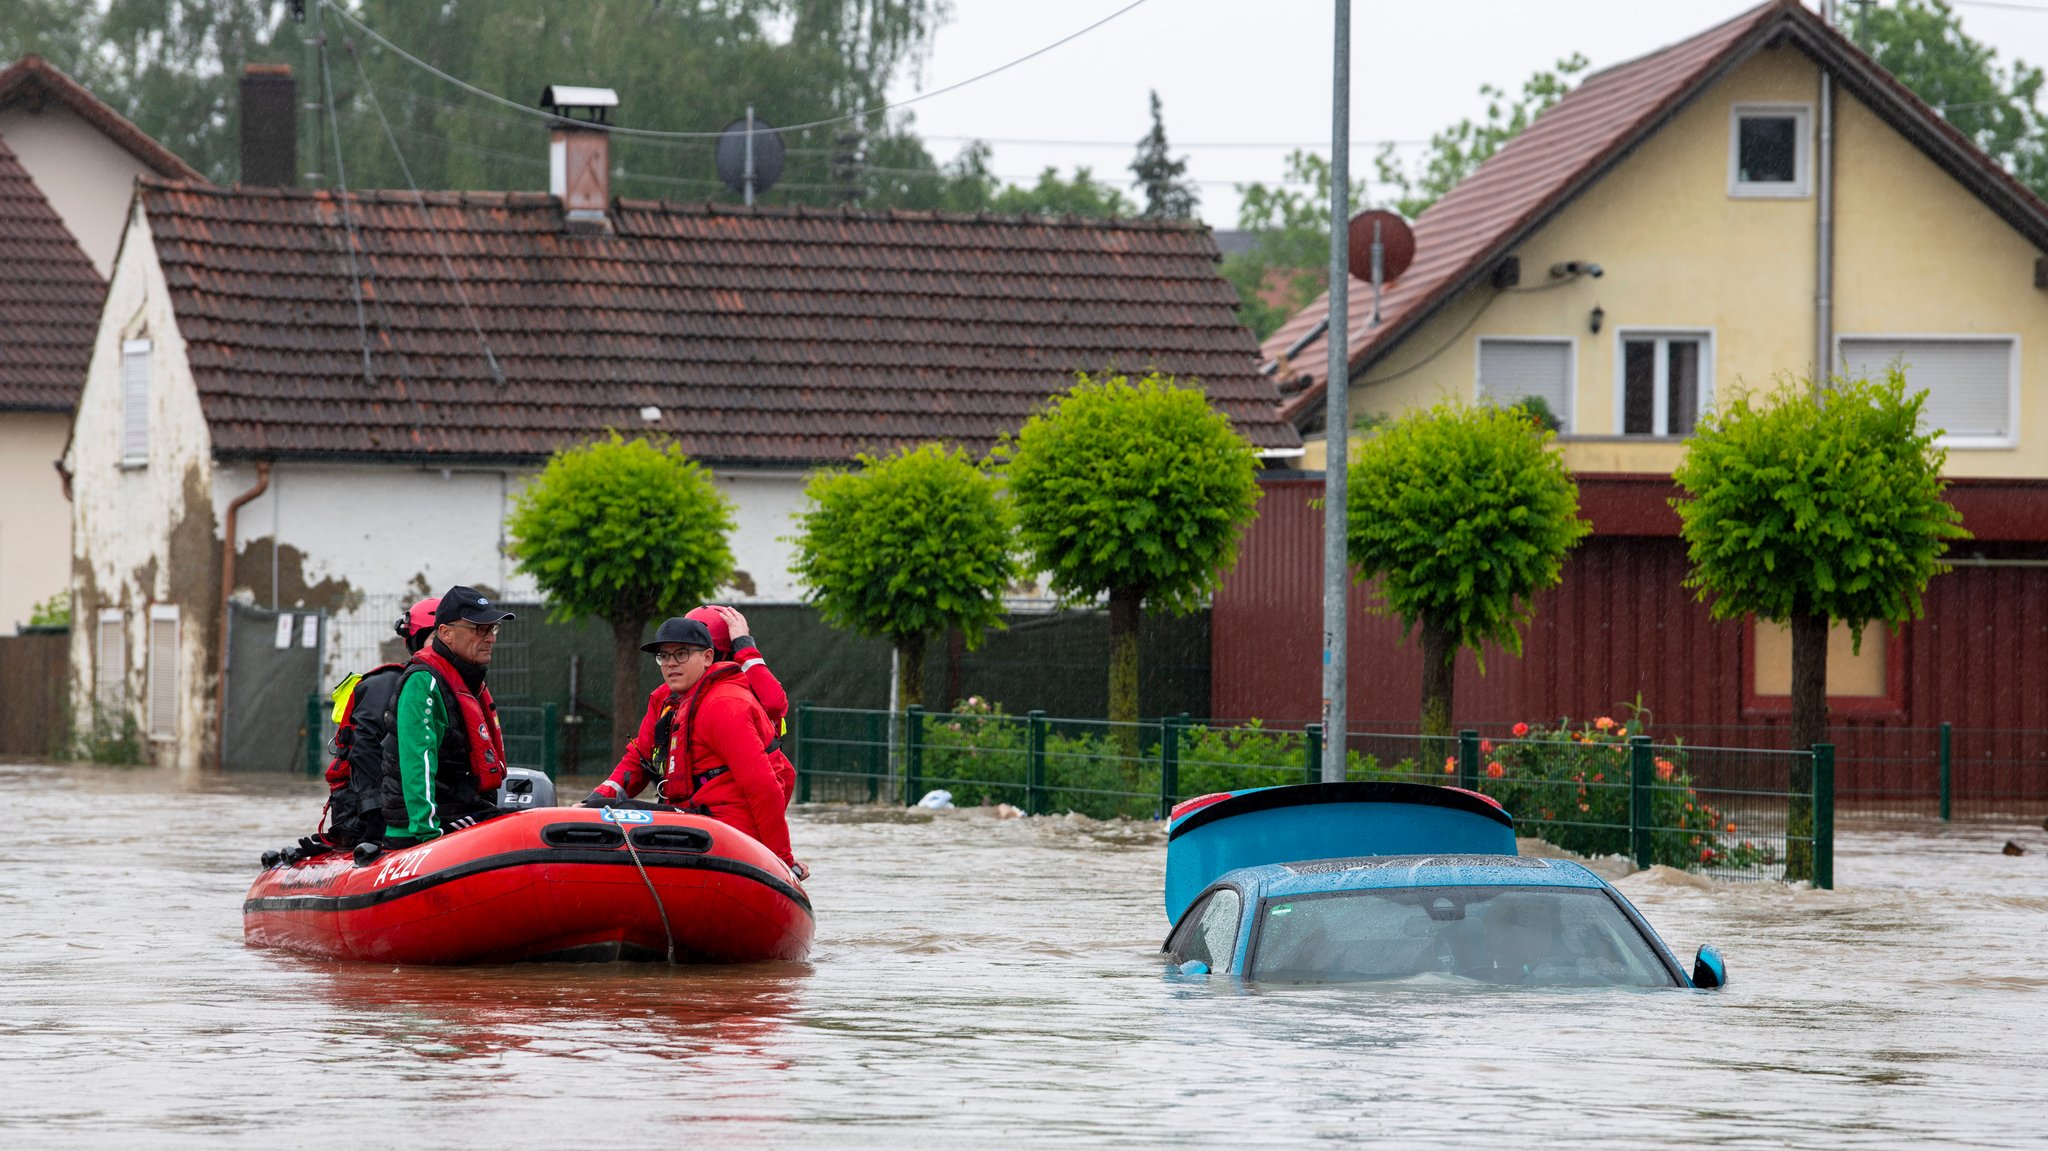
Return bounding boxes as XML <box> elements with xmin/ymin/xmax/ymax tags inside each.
<box><xmin>716</xmin><ymin>112</ymin><xmax>785</xmax><ymax>199</ymax></box>
<box><xmin>1347</xmin><ymin>209</ymin><xmax>1416</xmax><ymax>285</ymax></box>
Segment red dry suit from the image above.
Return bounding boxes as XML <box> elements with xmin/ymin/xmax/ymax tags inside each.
<box><xmin>598</xmin><ymin>664</ymin><xmax>794</xmax><ymax>865</ymax></box>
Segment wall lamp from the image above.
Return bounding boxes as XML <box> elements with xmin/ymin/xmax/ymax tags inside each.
<box><xmin>1550</xmin><ymin>260</ymin><xmax>1604</xmax><ymax>279</ymax></box>
<box><xmin>1590</xmin><ymin>304</ymin><xmax>1605</xmax><ymax>334</ymax></box>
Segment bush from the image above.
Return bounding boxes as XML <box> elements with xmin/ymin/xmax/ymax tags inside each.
<box><xmin>1479</xmin><ymin>713</ymin><xmax>1774</xmax><ymax>871</ymax></box>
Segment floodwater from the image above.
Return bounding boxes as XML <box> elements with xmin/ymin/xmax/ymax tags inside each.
<box><xmin>1</xmin><ymin>763</ymin><xmax>2045</xmax><ymax>1148</ymax></box>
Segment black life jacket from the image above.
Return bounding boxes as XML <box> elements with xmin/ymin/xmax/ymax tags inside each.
<box><xmin>317</xmin><ymin>663</ymin><xmax>404</xmax><ymax>848</ymax></box>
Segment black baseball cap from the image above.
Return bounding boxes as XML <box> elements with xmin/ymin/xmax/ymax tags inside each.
<box><xmin>640</xmin><ymin>616</ymin><xmax>713</xmax><ymax>653</ymax></box>
<box><xmin>435</xmin><ymin>586</ymin><xmax>515</xmax><ymax>626</ymax></box>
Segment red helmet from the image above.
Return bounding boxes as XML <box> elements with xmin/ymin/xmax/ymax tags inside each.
<box><xmin>685</xmin><ymin>606</ymin><xmax>730</xmax><ymax>652</ymax></box>
<box><xmin>405</xmin><ymin>597</ymin><xmax>441</xmax><ymax>637</ymax></box>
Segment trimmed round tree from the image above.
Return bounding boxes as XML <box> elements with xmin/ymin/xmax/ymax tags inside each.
<box><xmin>506</xmin><ymin>434</ymin><xmax>735</xmax><ymax>755</ymax></box>
<box><xmin>1672</xmin><ymin>369</ymin><xmax>1967</xmax><ymax>876</ymax></box>
<box><xmin>1003</xmin><ymin>371</ymin><xmax>1262</xmax><ymax>727</ymax></box>
<box><xmin>789</xmin><ymin>443</ymin><xmax>1017</xmax><ymax>708</ymax></box>
<box><xmin>1346</xmin><ymin>400</ymin><xmax>1590</xmax><ymax>737</ymax></box>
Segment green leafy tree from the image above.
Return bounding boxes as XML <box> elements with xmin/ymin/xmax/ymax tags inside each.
<box><xmin>1220</xmin><ymin>150</ymin><xmax>1364</xmax><ymax>341</ymax></box>
<box><xmin>1858</xmin><ymin>0</ymin><xmax>2048</xmax><ymax>198</ymax></box>
<box><xmin>1002</xmin><ymin>372</ymin><xmax>1262</xmax><ymax>729</ymax></box>
<box><xmin>1373</xmin><ymin>54</ymin><xmax>1587</xmax><ymax>219</ymax></box>
<box><xmin>506</xmin><ymin>434</ymin><xmax>735</xmax><ymax>754</ymax></box>
<box><xmin>789</xmin><ymin>444</ymin><xmax>1018</xmax><ymax>710</ymax></box>
<box><xmin>1345</xmin><ymin>400</ymin><xmax>1590</xmax><ymax>738</ymax></box>
<box><xmin>1671</xmin><ymin>370</ymin><xmax>1967</xmax><ymax>878</ymax></box>
<box><xmin>1130</xmin><ymin>89</ymin><xmax>1198</xmax><ymax>219</ymax></box>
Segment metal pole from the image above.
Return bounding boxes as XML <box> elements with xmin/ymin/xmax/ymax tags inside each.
<box><xmin>795</xmin><ymin>701</ymin><xmax>813</xmax><ymax>804</ymax></box>
<box><xmin>1303</xmin><ymin>723</ymin><xmax>1323</xmax><ymax>787</ymax></box>
<box><xmin>744</xmin><ymin>103</ymin><xmax>757</xmax><ymax>207</ymax></box>
<box><xmin>1630</xmin><ymin>736</ymin><xmax>1654</xmax><ymax>870</ymax></box>
<box><xmin>1457</xmin><ymin>729</ymin><xmax>1479</xmax><ymax>792</ymax></box>
<box><xmin>1813</xmin><ymin>743</ymin><xmax>1836</xmax><ymax>890</ymax></box>
<box><xmin>1938</xmin><ymin>721</ymin><xmax>1952</xmax><ymax>821</ymax></box>
<box><xmin>1027</xmin><ymin>709</ymin><xmax>1048</xmax><ymax>816</ymax></box>
<box><xmin>1320</xmin><ymin>0</ymin><xmax>1351</xmax><ymax>783</ymax></box>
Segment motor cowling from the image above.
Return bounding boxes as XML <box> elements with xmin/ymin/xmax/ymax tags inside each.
<box><xmin>497</xmin><ymin>766</ymin><xmax>557</xmax><ymax>812</ymax></box>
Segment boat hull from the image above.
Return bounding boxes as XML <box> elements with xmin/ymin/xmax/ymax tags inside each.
<box><xmin>243</xmin><ymin>808</ymin><xmax>812</xmax><ymax>965</ymax></box>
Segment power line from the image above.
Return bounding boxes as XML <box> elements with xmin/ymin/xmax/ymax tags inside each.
<box><xmin>324</xmin><ymin>0</ymin><xmax>1153</xmax><ymax>140</ymax></box>
<box><xmin>919</xmin><ymin>135</ymin><xmax>1432</xmax><ymax>149</ymax></box>
<box><xmin>1952</xmin><ymin>0</ymin><xmax>2048</xmax><ymax>13</ymax></box>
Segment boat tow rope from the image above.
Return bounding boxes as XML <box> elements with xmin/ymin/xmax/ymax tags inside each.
<box><xmin>617</xmin><ymin>819</ymin><xmax>679</xmax><ymax>965</ymax></box>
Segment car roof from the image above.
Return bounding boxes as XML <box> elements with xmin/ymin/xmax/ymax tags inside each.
<box><xmin>1219</xmin><ymin>854</ymin><xmax>1613</xmax><ymax>901</ymax></box>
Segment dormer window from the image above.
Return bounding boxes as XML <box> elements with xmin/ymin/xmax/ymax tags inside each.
<box><xmin>1729</xmin><ymin>104</ymin><xmax>1811</xmax><ymax>197</ymax></box>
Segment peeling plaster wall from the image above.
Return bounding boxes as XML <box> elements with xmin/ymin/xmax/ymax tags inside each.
<box><xmin>713</xmin><ymin>470</ymin><xmax>807</xmax><ymax>602</ymax></box>
<box><xmin>65</xmin><ymin>203</ymin><xmax>217</xmax><ymax>771</ymax></box>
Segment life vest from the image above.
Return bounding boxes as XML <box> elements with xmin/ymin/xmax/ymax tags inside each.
<box><xmin>316</xmin><ymin>663</ymin><xmax>404</xmax><ymax>847</ymax></box>
<box><xmin>405</xmin><ymin>645</ymin><xmax>508</xmax><ymax>791</ymax></box>
<box><xmin>648</xmin><ymin>665</ymin><xmax>780</xmax><ymax>805</ymax></box>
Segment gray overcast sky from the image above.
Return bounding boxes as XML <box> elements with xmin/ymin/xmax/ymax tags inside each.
<box><xmin>883</xmin><ymin>0</ymin><xmax>2048</xmax><ymax>227</ymax></box>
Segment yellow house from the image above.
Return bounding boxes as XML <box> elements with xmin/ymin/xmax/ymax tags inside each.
<box><xmin>1214</xmin><ymin>0</ymin><xmax>2048</xmax><ymax>779</ymax></box>
<box><xmin>1273</xmin><ymin>0</ymin><xmax>2048</xmax><ymax>481</ymax></box>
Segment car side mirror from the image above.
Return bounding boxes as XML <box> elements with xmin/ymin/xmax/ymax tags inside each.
<box><xmin>1692</xmin><ymin>944</ymin><xmax>1727</xmax><ymax>989</ymax></box>
<box><xmin>1176</xmin><ymin>960</ymin><xmax>1211</xmax><ymax>977</ymax></box>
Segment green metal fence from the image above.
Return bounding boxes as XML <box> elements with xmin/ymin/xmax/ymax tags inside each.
<box><xmin>790</xmin><ymin>704</ymin><xmax>1832</xmax><ymax>887</ymax></box>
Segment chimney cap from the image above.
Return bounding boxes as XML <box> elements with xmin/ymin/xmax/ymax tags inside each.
<box><xmin>542</xmin><ymin>85</ymin><xmax>619</xmax><ymax>123</ymax></box>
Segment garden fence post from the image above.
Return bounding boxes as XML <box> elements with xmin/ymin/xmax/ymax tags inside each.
<box><xmin>866</xmin><ymin>710</ymin><xmax>882</xmax><ymax>804</ymax></box>
<box><xmin>1938</xmin><ymin>721</ymin><xmax>1952</xmax><ymax>821</ymax></box>
<box><xmin>304</xmin><ymin>693</ymin><xmax>322</xmax><ymax>776</ymax></box>
<box><xmin>1027</xmin><ymin>710</ymin><xmax>1048</xmax><ymax>816</ymax></box>
<box><xmin>904</xmin><ymin>705</ymin><xmax>924</xmax><ymax>809</ymax></box>
<box><xmin>794</xmin><ymin>702</ymin><xmax>812</xmax><ymax>804</ymax></box>
<box><xmin>1159</xmin><ymin>717</ymin><xmax>1181</xmax><ymax>820</ymax></box>
<box><xmin>1457</xmin><ymin>730</ymin><xmax>1479</xmax><ymax>791</ymax></box>
<box><xmin>541</xmin><ymin>702</ymin><xmax>559</xmax><ymax>779</ymax></box>
<box><xmin>1630</xmin><ymin>736</ymin><xmax>1654</xmax><ymax>871</ymax></box>
<box><xmin>1813</xmin><ymin>743</ymin><xmax>1836</xmax><ymax>891</ymax></box>
<box><xmin>1304</xmin><ymin>723</ymin><xmax>1323</xmax><ymax>787</ymax></box>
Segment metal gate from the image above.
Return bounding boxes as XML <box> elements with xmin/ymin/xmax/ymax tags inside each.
<box><xmin>222</xmin><ymin>601</ymin><xmax>326</xmax><ymax>772</ymax></box>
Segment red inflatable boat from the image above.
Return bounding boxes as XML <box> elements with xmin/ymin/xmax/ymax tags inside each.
<box><xmin>243</xmin><ymin>807</ymin><xmax>812</xmax><ymax>965</ymax></box>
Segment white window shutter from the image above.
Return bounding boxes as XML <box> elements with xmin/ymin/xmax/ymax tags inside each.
<box><xmin>1839</xmin><ymin>338</ymin><xmax>2013</xmax><ymax>441</ymax></box>
<box><xmin>147</xmin><ymin>606</ymin><xmax>179</xmax><ymax>740</ymax></box>
<box><xmin>1477</xmin><ymin>339</ymin><xmax>1573</xmax><ymax>431</ymax></box>
<box><xmin>96</xmin><ymin>610</ymin><xmax>124</xmax><ymax>708</ymax></box>
<box><xmin>121</xmin><ymin>339</ymin><xmax>151</xmax><ymax>465</ymax></box>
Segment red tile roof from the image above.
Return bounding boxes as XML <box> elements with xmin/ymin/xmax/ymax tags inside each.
<box><xmin>0</xmin><ymin>55</ymin><xmax>202</xmax><ymax>181</ymax></box>
<box><xmin>1265</xmin><ymin>0</ymin><xmax>2048</xmax><ymax>425</ymax></box>
<box><xmin>139</xmin><ymin>182</ymin><xmax>1298</xmax><ymax>464</ymax></box>
<box><xmin>0</xmin><ymin>133</ymin><xmax>104</xmax><ymax>411</ymax></box>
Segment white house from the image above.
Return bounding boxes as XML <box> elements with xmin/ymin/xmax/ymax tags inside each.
<box><xmin>0</xmin><ymin>55</ymin><xmax>198</xmax><ymax>635</ymax></box>
<box><xmin>65</xmin><ymin>115</ymin><xmax>1300</xmax><ymax>770</ymax></box>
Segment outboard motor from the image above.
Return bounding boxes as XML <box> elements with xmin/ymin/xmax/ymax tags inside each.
<box><xmin>498</xmin><ymin>766</ymin><xmax>557</xmax><ymax>812</ymax></box>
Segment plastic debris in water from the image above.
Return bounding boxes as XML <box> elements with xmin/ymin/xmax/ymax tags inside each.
<box><xmin>917</xmin><ymin>789</ymin><xmax>955</xmax><ymax>810</ymax></box>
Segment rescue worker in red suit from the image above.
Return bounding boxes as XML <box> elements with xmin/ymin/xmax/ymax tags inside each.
<box><xmin>582</xmin><ymin>617</ymin><xmax>805</xmax><ymax>878</ymax></box>
<box><xmin>686</xmin><ymin>604</ymin><xmax>795</xmax><ymax>804</ymax></box>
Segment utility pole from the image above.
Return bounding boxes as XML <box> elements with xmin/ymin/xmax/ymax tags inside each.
<box><xmin>744</xmin><ymin>104</ymin><xmax>757</xmax><ymax>206</ymax></box>
<box><xmin>294</xmin><ymin>0</ymin><xmax>322</xmax><ymax>187</ymax></box>
<box><xmin>1321</xmin><ymin>0</ymin><xmax>1351</xmax><ymax>783</ymax></box>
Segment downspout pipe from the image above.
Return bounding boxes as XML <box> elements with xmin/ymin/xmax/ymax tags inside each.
<box><xmin>215</xmin><ymin>461</ymin><xmax>272</xmax><ymax>770</ymax></box>
<box><xmin>1816</xmin><ymin>8</ymin><xmax>1836</xmax><ymax>387</ymax></box>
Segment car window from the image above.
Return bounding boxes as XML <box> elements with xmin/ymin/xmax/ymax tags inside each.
<box><xmin>1167</xmin><ymin>887</ymin><xmax>1243</xmax><ymax>968</ymax></box>
<box><xmin>1248</xmin><ymin>885</ymin><xmax>1676</xmax><ymax>987</ymax></box>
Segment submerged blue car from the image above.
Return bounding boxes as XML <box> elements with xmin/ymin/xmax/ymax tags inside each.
<box><xmin>1162</xmin><ymin>782</ymin><xmax>1727</xmax><ymax>989</ymax></box>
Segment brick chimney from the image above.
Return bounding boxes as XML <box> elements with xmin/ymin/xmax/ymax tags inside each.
<box><xmin>542</xmin><ymin>85</ymin><xmax>619</xmax><ymax>233</ymax></box>
<box><xmin>238</xmin><ymin>64</ymin><xmax>296</xmax><ymax>186</ymax></box>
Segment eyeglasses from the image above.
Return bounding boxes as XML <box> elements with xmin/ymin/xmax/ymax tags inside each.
<box><xmin>653</xmin><ymin>647</ymin><xmax>709</xmax><ymax>666</ymax></box>
<box><xmin>445</xmin><ymin>622</ymin><xmax>500</xmax><ymax>638</ymax></box>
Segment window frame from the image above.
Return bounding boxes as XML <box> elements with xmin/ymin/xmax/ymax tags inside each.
<box><xmin>1728</xmin><ymin>102</ymin><xmax>1812</xmax><ymax>198</ymax></box>
<box><xmin>147</xmin><ymin>603</ymin><xmax>180</xmax><ymax>742</ymax></box>
<box><xmin>95</xmin><ymin>608</ymin><xmax>125</xmax><ymax>709</ymax></box>
<box><xmin>1612</xmin><ymin>328</ymin><xmax>1715</xmax><ymax>437</ymax></box>
<box><xmin>1835</xmin><ymin>332</ymin><xmax>2020</xmax><ymax>449</ymax></box>
<box><xmin>1742</xmin><ymin>618</ymin><xmax>1907</xmax><ymax>718</ymax></box>
<box><xmin>1474</xmin><ymin>335</ymin><xmax>1577</xmax><ymax>433</ymax></box>
<box><xmin>120</xmin><ymin>337</ymin><xmax>152</xmax><ymax>469</ymax></box>
<box><xmin>1164</xmin><ymin>884</ymin><xmax>1245</xmax><ymax>970</ymax></box>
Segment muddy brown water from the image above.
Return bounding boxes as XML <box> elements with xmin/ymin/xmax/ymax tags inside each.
<box><xmin>1</xmin><ymin>762</ymin><xmax>2044</xmax><ymax>1148</ymax></box>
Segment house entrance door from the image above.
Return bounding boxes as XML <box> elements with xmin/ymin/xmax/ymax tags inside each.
<box><xmin>221</xmin><ymin>602</ymin><xmax>326</xmax><ymax>772</ymax></box>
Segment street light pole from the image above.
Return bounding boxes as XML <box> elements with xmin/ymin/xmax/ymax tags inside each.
<box><xmin>1321</xmin><ymin>0</ymin><xmax>1351</xmax><ymax>783</ymax></box>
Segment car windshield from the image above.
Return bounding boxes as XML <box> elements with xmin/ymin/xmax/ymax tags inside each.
<box><xmin>1248</xmin><ymin>885</ymin><xmax>1676</xmax><ymax>987</ymax></box>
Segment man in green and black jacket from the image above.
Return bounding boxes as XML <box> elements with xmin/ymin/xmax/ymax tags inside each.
<box><xmin>380</xmin><ymin>586</ymin><xmax>514</xmax><ymax>846</ymax></box>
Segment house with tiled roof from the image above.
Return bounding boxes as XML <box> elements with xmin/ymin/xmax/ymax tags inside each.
<box><xmin>0</xmin><ymin>56</ymin><xmax>197</xmax><ymax>636</ymax></box>
<box><xmin>64</xmin><ymin>116</ymin><xmax>1298</xmax><ymax>769</ymax></box>
<box><xmin>1216</xmin><ymin>0</ymin><xmax>2048</xmax><ymax>777</ymax></box>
